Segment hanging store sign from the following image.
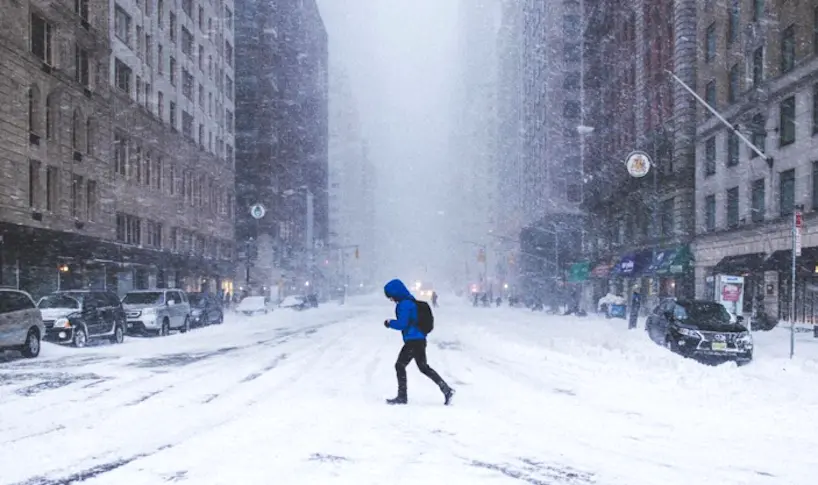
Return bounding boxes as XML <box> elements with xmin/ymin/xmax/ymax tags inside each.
<box><xmin>795</xmin><ymin>211</ymin><xmax>803</xmax><ymax>257</ymax></box>
<box><xmin>250</xmin><ymin>203</ymin><xmax>266</xmax><ymax>220</ymax></box>
<box><xmin>625</xmin><ymin>151</ymin><xmax>652</xmax><ymax>178</ymax></box>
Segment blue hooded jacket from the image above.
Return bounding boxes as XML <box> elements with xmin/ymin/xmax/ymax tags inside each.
<box><xmin>384</xmin><ymin>279</ymin><xmax>426</xmax><ymax>342</ymax></box>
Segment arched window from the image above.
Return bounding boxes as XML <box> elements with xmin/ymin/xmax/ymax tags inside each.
<box><xmin>72</xmin><ymin>108</ymin><xmax>84</xmax><ymax>151</ymax></box>
<box><xmin>28</xmin><ymin>86</ymin><xmax>41</xmax><ymax>134</ymax></box>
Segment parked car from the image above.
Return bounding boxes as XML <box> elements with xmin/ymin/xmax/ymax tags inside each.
<box><xmin>0</xmin><ymin>289</ymin><xmax>44</xmax><ymax>358</ymax></box>
<box><xmin>646</xmin><ymin>299</ymin><xmax>753</xmax><ymax>365</ymax></box>
<box><xmin>236</xmin><ymin>296</ymin><xmax>269</xmax><ymax>315</ymax></box>
<box><xmin>188</xmin><ymin>292</ymin><xmax>224</xmax><ymax>327</ymax></box>
<box><xmin>279</xmin><ymin>295</ymin><xmax>308</xmax><ymax>311</ymax></box>
<box><xmin>39</xmin><ymin>290</ymin><xmax>126</xmax><ymax>347</ymax></box>
<box><xmin>122</xmin><ymin>289</ymin><xmax>191</xmax><ymax>336</ymax></box>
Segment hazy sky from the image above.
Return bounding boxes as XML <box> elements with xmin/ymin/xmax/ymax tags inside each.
<box><xmin>316</xmin><ymin>0</ymin><xmax>461</xmax><ymax>282</ymax></box>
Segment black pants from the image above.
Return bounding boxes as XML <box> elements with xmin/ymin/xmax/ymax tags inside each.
<box><xmin>395</xmin><ymin>340</ymin><xmax>448</xmax><ymax>397</ymax></box>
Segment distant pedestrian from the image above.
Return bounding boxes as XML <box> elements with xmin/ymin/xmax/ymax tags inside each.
<box><xmin>629</xmin><ymin>288</ymin><xmax>641</xmax><ymax>329</ymax></box>
<box><xmin>431</xmin><ymin>291</ymin><xmax>439</xmax><ymax>308</ymax></box>
<box><xmin>383</xmin><ymin>279</ymin><xmax>454</xmax><ymax>406</ymax></box>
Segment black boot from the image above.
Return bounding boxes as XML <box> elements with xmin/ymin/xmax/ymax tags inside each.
<box><xmin>442</xmin><ymin>385</ymin><xmax>455</xmax><ymax>406</ymax></box>
<box><xmin>386</xmin><ymin>393</ymin><xmax>407</xmax><ymax>405</ymax></box>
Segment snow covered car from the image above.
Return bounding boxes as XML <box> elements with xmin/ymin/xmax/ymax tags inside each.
<box><xmin>0</xmin><ymin>289</ymin><xmax>44</xmax><ymax>358</ymax></box>
<box><xmin>279</xmin><ymin>295</ymin><xmax>308</xmax><ymax>311</ymax></box>
<box><xmin>646</xmin><ymin>299</ymin><xmax>753</xmax><ymax>365</ymax></box>
<box><xmin>188</xmin><ymin>292</ymin><xmax>224</xmax><ymax>327</ymax></box>
<box><xmin>39</xmin><ymin>291</ymin><xmax>126</xmax><ymax>347</ymax></box>
<box><xmin>122</xmin><ymin>289</ymin><xmax>191</xmax><ymax>336</ymax></box>
<box><xmin>236</xmin><ymin>296</ymin><xmax>269</xmax><ymax>315</ymax></box>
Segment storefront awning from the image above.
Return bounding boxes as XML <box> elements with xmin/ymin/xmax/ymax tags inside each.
<box><xmin>612</xmin><ymin>250</ymin><xmax>653</xmax><ymax>277</ymax></box>
<box><xmin>762</xmin><ymin>247</ymin><xmax>818</xmax><ymax>273</ymax></box>
<box><xmin>567</xmin><ymin>261</ymin><xmax>591</xmax><ymax>283</ymax></box>
<box><xmin>645</xmin><ymin>249</ymin><xmax>675</xmax><ymax>275</ymax></box>
<box><xmin>712</xmin><ymin>252</ymin><xmax>766</xmax><ymax>275</ymax></box>
<box><xmin>656</xmin><ymin>245</ymin><xmax>693</xmax><ymax>275</ymax></box>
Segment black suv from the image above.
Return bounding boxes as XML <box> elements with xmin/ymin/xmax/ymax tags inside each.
<box><xmin>646</xmin><ymin>299</ymin><xmax>753</xmax><ymax>365</ymax></box>
<box><xmin>39</xmin><ymin>290</ymin><xmax>126</xmax><ymax>348</ymax></box>
<box><xmin>187</xmin><ymin>292</ymin><xmax>224</xmax><ymax>328</ymax></box>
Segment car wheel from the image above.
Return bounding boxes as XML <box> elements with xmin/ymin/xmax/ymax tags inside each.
<box><xmin>159</xmin><ymin>319</ymin><xmax>170</xmax><ymax>337</ymax></box>
<box><xmin>110</xmin><ymin>324</ymin><xmax>125</xmax><ymax>344</ymax></box>
<box><xmin>21</xmin><ymin>328</ymin><xmax>41</xmax><ymax>358</ymax></box>
<box><xmin>73</xmin><ymin>327</ymin><xmax>88</xmax><ymax>348</ymax></box>
<box><xmin>180</xmin><ymin>316</ymin><xmax>190</xmax><ymax>334</ymax></box>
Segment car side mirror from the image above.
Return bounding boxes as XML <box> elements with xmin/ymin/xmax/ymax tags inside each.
<box><xmin>167</xmin><ymin>300</ymin><xmax>175</xmax><ymax>307</ymax></box>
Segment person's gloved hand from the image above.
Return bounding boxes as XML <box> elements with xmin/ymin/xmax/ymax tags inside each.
<box><xmin>383</xmin><ymin>320</ymin><xmax>390</xmax><ymax>328</ymax></box>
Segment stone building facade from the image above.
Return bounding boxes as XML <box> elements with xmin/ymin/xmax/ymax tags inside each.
<box><xmin>0</xmin><ymin>0</ymin><xmax>235</xmax><ymax>299</ymax></box>
<box><xmin>693</xmin><ymin>0</ymin><xmax>818</xmax><ymax>323</ymax></box>
<box><xmin>580</xmin><ymin>0</ymin><xmax>698</xmax><ymax>311</ymax></box>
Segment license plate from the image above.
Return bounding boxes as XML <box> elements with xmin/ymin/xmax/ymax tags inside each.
<box><xmin>711</xmin><ymin>342</ymin><xmax>727</xmax><ymax>351</ymax></box>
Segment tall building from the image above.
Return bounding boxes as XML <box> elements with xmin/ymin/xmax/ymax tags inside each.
<box><xmin>328</xmin><ymin>67</ymin><xmax>375</xmax><ymax>288</ymax></box>
<box><xmin>581</xmin><ymin>0</ymin><xmax>697</xmax><ymax>311</ymax></box>
<box><xmin>234</xmin><ymin>0</ymin><xmax>328</xmax><ymax>295</ymax></box>
<box><xmin>517</xmin><ymin>0</ymin><xmax>586</xmax><ymax>297</ymax></box>
<box><xmin>692</xmin><ymin>1</ymin><xmax>818</xmax><ymax>323</ymax></box>
<box><xmin>0</xmin><ymin>0</ymin><xmax>235</xmax><ymax>298</ymax></box>
<box><xmin>447</xmin><ymin>0</ymin><xmax>500</xmax><ymax>288</ymax></box>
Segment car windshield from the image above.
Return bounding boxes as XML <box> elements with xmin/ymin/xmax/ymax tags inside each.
<box><xmin>674</xmin><ymin>302</ymin><xmax>731</xmax><ymax>323</ymax></box>
<box><xmin>188</xmin><ymin>294</ymin><xmax>204</xmax><ymax>305</ymax></box>
<box><xmin>122</xmin><ymin>292</ymin><xmax>165</xmax><ymax>305</ymax></box>
<box><xmin>38</xmin><ymin>294</ymin><xmax>81</xmax><ymax>309</ymax></box>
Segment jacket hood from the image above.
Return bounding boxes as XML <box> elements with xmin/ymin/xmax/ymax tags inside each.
<box><xmin>384</xmin><ymin>279</ymin><xmax>414</xmax><ymax>301</ymax></box>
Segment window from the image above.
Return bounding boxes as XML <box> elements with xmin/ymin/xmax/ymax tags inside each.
<box><xmin>208</xmin><ymin>55</ymin><xmax>213</xmax><ymax>79</ymax></box>
<box><xmin>144</xmin><ymin>82</ymin><xmax>151</xmax><ymax>110</ymax></box>
<box><xmin>752</xmin><ymin>0</ymin><xmax>763</xmax><ymax>23</ymax></box>
<box><xmin>780</xmin><ymin>169</ymin><xmax>795</xmax><ymax>217</ymax></box>
<box><xmin>182</xmin><ymin>69</ymin><xmax>194</xmax><ymax>99</ymax></box>
<box><xmin>154</xmin><ymin>156</ymin><xmax>163</xmax><ymax>190</ymax></box>
<box><xmin>116</xmin><ymin>213</ymin><xmax>142</xmax><ymax>244</ymax></box>
<box><xmin>146</xmin><ymin>221</ymin><xmax>162</xmax><ymax>247</ymax></box>
<box><xmin>705</xmin><ymin>136</ymin><xmax>716</xmax><ymax>176</ymax></box>
<box><xmin>156</xmin><ymin>45</ymin><xmax>164</xmax><ymax>76</ymax></box>
<box><xmin>705</xmin><ymin>81</ymin><xmax>716</xmax><ymax>117</ymax></box>
<box><xmin>71</xmin><ymin>175</ymin><xmax>83</xmax><ymax>218</ymax></box>
<box><xmin>752</xmin><ymin>47</ymin><xmax>763</xmax><ymax>86</ymax></box>
<box><xmin>660</xmin><ymin>198</ymin><xmax>674</xmax><ymax>236</ymax></box>
<box><xmin>114</xmin><ymin>58</ymin><xmax>132</xmax><ymax>93</ymax></box>
<box><xmin>169</xmin><ymin>12</ymin><xmax>177</xmax><ymax>43</ymax></box>
<box><xmin>198</xmin><ymin>84</ymin><xmax>204</xmax><ymax>105</ymax></box>
<box><xmin>86</xmin><ymin>180</ymin><xmax>96</xmax><ymax>220</ymax></box>
<box><xmin>182</xmin><ymin>111</ymin><xmax>193</xmax><ymax>138</ymax></box>
<box><xmin>225</xmin><ymin>76</ymin><xmax>233</xmax><ymax>100</ymax></box>
<box><xmin>727</xmin><ymin>132</ymin><xmax>739</xmax><ymax>166</ymax></box>
<box><xmin>225</xmin><ymin>109</ymin><xmax>233</xmax><ymax>133</ymax></box>
<box><xmin>727</xmin><ymin>0</ymin><xmax>739</xmax><ymax>45</ymax></box>
<box><xmin>750</xmin><ymin>114</ymin><xmax>766</xmax><ymax>159</ymax></box>
<box><xmin>158</xmin><ymin>0</ymin><xmax>164</xmax><ymax>26</ymax></box>
<box><xmin>728</xmin><ymin>65</ymin><xmax>739</xmax><ymax>103</ymax></box>
<box><xmin>169</xmin><ymin>56</ymin><xmax>177</xmax><ymax>85</ymax></box>
<box><xmin>182</xmin><ymin>0</ymin><xmax>192</xmax><ymax>17</ymax></box>
<box><xmin>29</xmin><ymin>160</ymin><xmax>40</xmax><ymax>208</ymax></box>
<box><xmin>71</xmin><ymin>109</ymin><xmax>83</xmax><ymax>150</ymax></box>
<box><xmin>75</xmin><ymin>0</ymin><xmax>89</xmax><ymax>21</ymax></box>
<box><xmin>781</xmin><ymin>25</ymin><xmax>795</xmax><ymax>74</ymax></box>
<box><xmin>563</xmin><ymin>101</ymin><xmax>580</xmax><ymax>120</ymax></box>
<box><xmin>226</xmin><ymin>144</ymin><xmax>233</xmax><ymax>165</ymax></box>
<box><xmin>30</xmin><ymin>13</ymin><xmax>53</xmax><ymax>64</ymax></box>
<box><xmin>225</xmin><ymin>6</ymin><xmax>233</xmax><ymax>29</ymax></box>
<box><xmin>143</xmin><ymin>152</ymin><xmax>151</xmax><ymax>186</ymax></box>
<box><xmin>563</xmin><ymin>72</ymin><xmax>580</xmax><ymax>90</ymax></box>
<box><xmin>114</xmin><ymin>131</ymin><xmax>127</xmax><ymax>175</ymax></box>
<box><xmin>198</xmin><ymin>6</ymin><xmax>204</xmax><ymax>30</ymax></box>
<box><xmin>198</xmin><ymin>123</ymin><xmax>204</xmax><ymax>146</ymax></box>
<box><xmin>28</xmin><ymin>86</ymin><xmax>40</xmax><ymax>135</ymax></box>
<box><xmin>74</xmin><ymin>45</ymin><xmax>89</xmax><ymax>86</ymax></box>
<box><xmin>86</xmin><ymin>118</ymin><xmax>94</xmax><ymax>154</ymax></box>
<box><xmin>225</xmin><ymin>41</ymin><xmax>233</xmax><ymax>67</ymax></box>
<box><xmin>114</xmin><ymin>5</ymin><xmax>131</xmax><ymax>45</ymax></box>
<box><xmin>563</xmin><ymin>14</ymin><xmax>581</xmax><ymax>37</ymax></box>
<box><xmin>158</xmin><ymin>91</ymin><xmax>164</xmax><ymax>118</ymax></box>
<box><xmin>145</xmin><ymin>34</ymin><xmax>152</xmax><ymax>66</ymax></box>
<box><xmin>46</xmin><ymin>166</ymin><xmax>58</xmax><ymax>212</ymax></box>
<box><xmin>198</xmin><ymin>44</ymin><xmax>204</xmax><ymax>70</ymax></box>
<box><xmin>705</xmin><ymin>24</ymin><xmax>716</xmax><ymax>62</ymax></box>
<box><xmin>779</xmin><ymin>96</ymin><xmax>796</xmax><ymax>146</ymax></box>
<box><xmin>813</xmin><ymin>83</ymin><xmax>818</xmax><ymax>135</ymax></box>
<box><xmin>169</xmin><ymin>101</ymin><xmax>177</xmax><ymax>129</ymax></box>
<box><xmin>814</xmin><ymin>7</ymin><xmax>818</xmax><ymax>56</ymax></box>
<box><xmin>705</xmin><ymin>195</ymin><xmax>716</xmax><ymax>231</ymax></box>
<box><xmin>752</xmin><ymin>179</ymin><xmax>765</xmax><ymax>222</ymax></box>
<box><xmin>563</xmin><ymin>43</ymin><xmax>580</xmax><ymax>62</ymax></box>
<box><xmin>135</xmin><ymin>76</ymin><xmax>142</xmax><ymax>103</ymax></box>
<box><xmin>182</xmin><ymin>27</ymin><xmax>193</xmax><ymax>56</ymax></box>
<box><xmin>136</xmin><ymin>25</ymin><xmax>143</xmax><ymax>58</ymax></box>
<box><xmin>131</xmin><ymin>145</ymin><xmax>142</xmax><ymax>181</ymax></box>
<box><xmin>726</xmin><ymin>187</ymin><xmax>739</xmax><ymax>228</ymax></box>
<box><xmin>45</xmin><ymin>93</ymin><xmax>54</xmax><ymax>139</ymax></box>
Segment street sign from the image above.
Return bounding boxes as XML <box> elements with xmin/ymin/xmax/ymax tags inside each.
<box><xmin>250</xmin><ymin>203</ymin><xmax>266</xmax><ymax>220</ymax></box>
<box><xmin>625</xmin><ymin>151</ymin><xmax>652</xmax><ymax>178</ymax></box>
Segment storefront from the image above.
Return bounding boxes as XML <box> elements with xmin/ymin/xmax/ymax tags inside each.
<box><xmin>651</xmin><ymin>245</ymin><xmax>694</xmax><ymax>298</ymax></box>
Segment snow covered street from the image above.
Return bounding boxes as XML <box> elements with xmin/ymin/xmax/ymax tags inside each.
<box><xmin>1</xmin><ymin>296</ymin><xmax>817</xmax><ymax>485</ymax></box>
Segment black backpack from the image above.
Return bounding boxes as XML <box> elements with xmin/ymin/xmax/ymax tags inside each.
<box><xmin>414</xmin><ymin>300</ymin><xmax>434</xmax><ymax>335</ymax></box>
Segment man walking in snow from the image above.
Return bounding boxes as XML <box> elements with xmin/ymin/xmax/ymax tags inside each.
<box><xmin>383</xmin><ymin>279</ymin><xmax>454</xmax><ymax>406</ymax></box>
